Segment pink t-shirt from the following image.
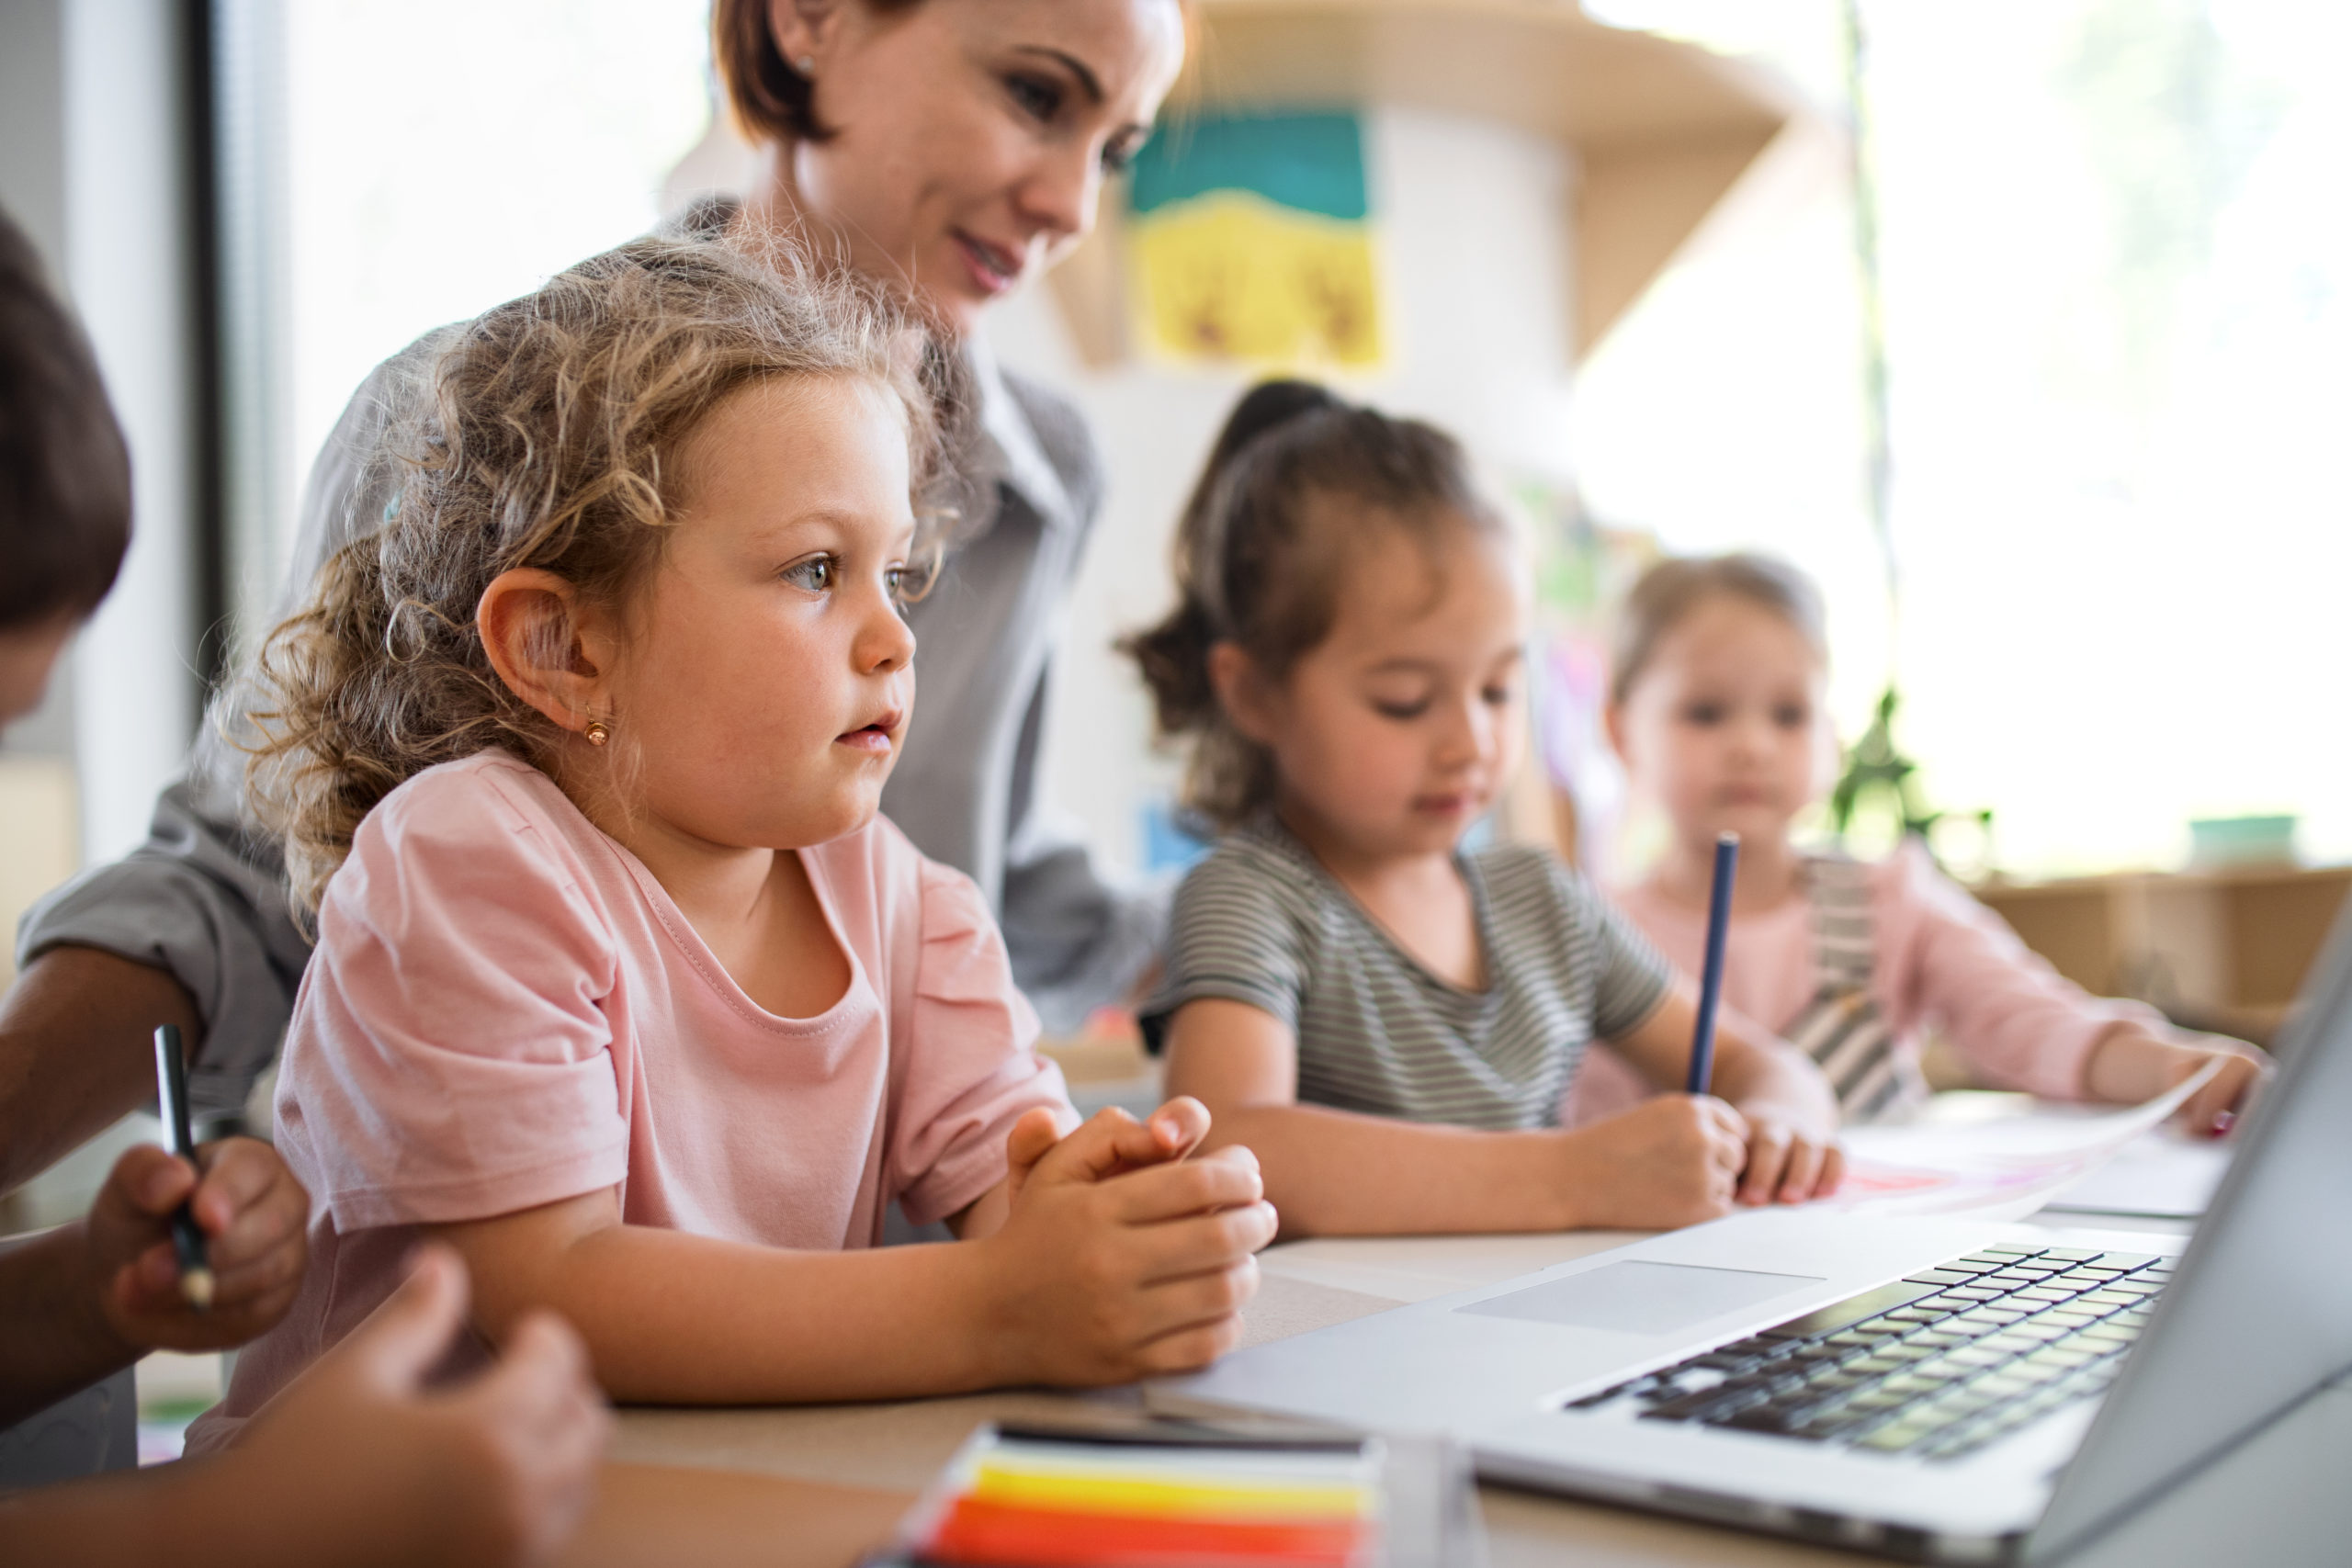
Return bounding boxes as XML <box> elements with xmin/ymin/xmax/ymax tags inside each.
<box><xmin>1565</xmin><ymin>841</ymin><xmax>2165</xmax><ymax>1122</ymax></box>
<box><xmin>199</xmin><ymin>751</ymin><xmax>1069</xmax><ymax>1444</ymax></box>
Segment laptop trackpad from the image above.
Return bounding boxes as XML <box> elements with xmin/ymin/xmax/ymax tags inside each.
<box><xmin>1457</xmin><ymin>1261</ymin><xmax>1827</xmax><ymax>1336</ymax></box>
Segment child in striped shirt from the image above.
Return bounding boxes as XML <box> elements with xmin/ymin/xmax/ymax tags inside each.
<box><xmin>1568</xmin><ymin>552</ymin><xmax>2266</xmax><ymax>1132</ymax></box>
<box><xmin>1129</xmin><ymin>382</ymin><xmax>1844</xmax><ymax>1238</ymax></box>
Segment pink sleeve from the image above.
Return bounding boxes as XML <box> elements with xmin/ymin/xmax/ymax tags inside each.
<box><xmin>282</xmin><ymin>767</ymin><xmax>630</xmax><ymax>1229</ymax></box>
<box><xmin>886</xmin><ymin>857</ymin><xmax>1075</xmax><ymax>1226</ymax></box>
<box><xmin>1873</xmin><ymin>842</ymin><xmax>2165</xmax><ymax>1100</ymax></box>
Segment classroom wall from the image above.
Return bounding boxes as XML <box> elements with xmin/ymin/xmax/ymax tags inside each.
<box><xmin>989</xmin><ymin>105</ymin><xmax>1580</xmax><ymax>879</ymax></box>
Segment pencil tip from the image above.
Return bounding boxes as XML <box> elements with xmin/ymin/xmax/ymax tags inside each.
<box><xmin>181</xmin><ymin>1269</ymin><xmax>216</xmax><ymax>1312</ymax></box>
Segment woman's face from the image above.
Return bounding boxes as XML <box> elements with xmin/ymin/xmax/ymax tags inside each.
<box><xmin>772</xmin><ymin>0</ymin><xmax>1185</xmax><ymax>333</ymax></box>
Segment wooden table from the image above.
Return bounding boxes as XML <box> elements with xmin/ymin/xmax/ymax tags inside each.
<box><xmin>560</xmin><ymin>1217</ymin><xmax>2352</xmax><ymax>1566</ymax></box>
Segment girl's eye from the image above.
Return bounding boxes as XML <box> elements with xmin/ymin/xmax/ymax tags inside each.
<box><xmin>1481</xmin><ymin>683</ymin><xmax>1516</xmax><ymax>707</ymax></box>
<box><xmin>1681</xmin><ymin>702</ymin><xmax>1725</xmax><ymax>727</ymax></box>
<box><xmin>1774</xmin><ymin>704</ymin><xmax>1809</xmax><ymax>728</ymax></box>
<box><xmin>1005</xmin><ymin>72</ymin><xmax>1062</xmax><ymax>123</ymax></box>
<box><xmin>1373</xmin><ymin>697</ymin><xmax>1430</xmax><ymax>721</ymax></box>
<box><xmin>782</xmin><ymin>555</ymin><xmax>839</xmax><ymax>593</ymax></box>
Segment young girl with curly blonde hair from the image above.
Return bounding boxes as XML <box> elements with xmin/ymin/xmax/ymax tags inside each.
<box><xmin>191</xmin><ymin>238</ymin><xmax>1272</xmax><ymax>1448</ymax></box>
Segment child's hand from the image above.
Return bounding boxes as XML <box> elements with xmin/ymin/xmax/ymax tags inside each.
<box><xmin>1554</xmin><ymin>1096</ymin><xmax>1750</xmax><ymax>1229</ymax></box>
<box><xmin>227</xmin><ymin>1245</ymin><xmax>606</xmax><ymax>1568</ymax></box>
<box><xmin>980</xmin><ymin>1103</ymin><xmax>1277</xmax><ymax>1385</ymax></box>
<box><xmin>84</xmin><ymin>1137</ymin><xmax>307</xmax><ymax>1353</ymax></box>
<box><xmin>1729</xmin><ymin>1108</ymin><xmax>1845</xmax><ymax>1206</ymax></box>
<box><xmin>1001</xmin><ymin>1098</ymin><xmax>1211</xmax><ymax>1201</ymax></box>
<box><xmin>2086</xmin><ymin>1025</ymin><xmax>2269</xmax><ymax>1137</ymax></box>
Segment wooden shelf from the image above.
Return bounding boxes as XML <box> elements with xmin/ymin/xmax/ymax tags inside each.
<box><xmin>1973</xmin><ymin>864</ymin><xmax>2352</xmax><ymax>1046</ymax></box>
<box><xmin>1050</xmin><ymin>0</ymin><xmax>1803</xmax><ymax>365</ymax></box>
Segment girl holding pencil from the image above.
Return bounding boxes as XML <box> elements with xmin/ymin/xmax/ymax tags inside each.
<box><xmin>1569</xmin><ymin>553</ymin><xmax>2267</xmax><ymax>1131</ymax></box>
<box><xmin>1133</xmin><ymin>382</ymin><xmax>1844</xmax><ymax>1239</ymax></box>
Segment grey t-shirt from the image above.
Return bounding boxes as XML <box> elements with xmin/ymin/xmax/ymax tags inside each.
<box><xmin>1140</xmin><ymin>817</ymin><xmax>1674</xmax><ymax>1132</ymax></box>
<box><xmin>17</xmin><ymin>321</ymin><xmax>1160</xmax><ymax>1113</ymax></box>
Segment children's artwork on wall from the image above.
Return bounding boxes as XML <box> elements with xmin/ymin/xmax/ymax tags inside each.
<box><xmin>1125</xmin><ymin>112</ymin><xmax>1384</xmax><ymax>368</ymax></box>
<box><xmin>1516</xmin><ymin>481</ymin><xmax>1660</xmax><ymax>878</ymax></box>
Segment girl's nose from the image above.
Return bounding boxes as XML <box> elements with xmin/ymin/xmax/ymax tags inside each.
<box><xmin>859</xmin><ymin>592</ymin><xmax>916</xmax><ymax>674</ymax></box>
<box><xmin>1437</xmin><ymin>696</ymin><xmax>1494</xmax><ymax>766</ymax></box>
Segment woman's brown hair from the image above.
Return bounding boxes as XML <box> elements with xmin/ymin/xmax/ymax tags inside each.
<box><xmin>712</xmin><ymin>0</ymin><xmax>921</xmax><ymax>145</ymax></box>
<box><xmin>1609</xmin><ymin>552</ymin><xmax>1828</xmax><ymax>706</ymax></box>
<box><xmin>1121</xmin><ymin>380</ymin><xmax>1508</xmax><ymax>831</ymax></box>
<box><xmin>243</xmin><ymin>234</ymin><xmax>962</xmax><ymax>915</ymax></box>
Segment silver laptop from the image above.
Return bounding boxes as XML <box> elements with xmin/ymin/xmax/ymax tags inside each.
<box><xmin>1154</xmin><ymin>898</ymin><xmax>2352</xmax><ymax>1562</ymax></box>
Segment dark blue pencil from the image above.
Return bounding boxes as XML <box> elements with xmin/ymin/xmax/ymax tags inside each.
<box><xmin>153</xmin><ymin>1024</ymin><xmax>214</xmax><ymax>1311</ymax></box>
<box><xmin>1686</xmin><ymin>832</ymin><xmax>1740</xmax><ymax>1097</ymax></box>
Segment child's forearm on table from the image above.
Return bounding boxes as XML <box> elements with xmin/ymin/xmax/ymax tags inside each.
<box><xmin>450</xmin><ymin>1220</ymin><xmax>1013</xmax><ymax>1404</ymax></box>
<box><xmin>1199</xmin><ymin>1103</ymin><xmax>1571</xmax><ymax>1235</ymax></box>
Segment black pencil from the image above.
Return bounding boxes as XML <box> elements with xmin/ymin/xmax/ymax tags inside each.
<box><xmin>1686</xmin><ymin>832</ymin><xmax>1740</xmax><ymax>1097</ymax></box>
<box><xmin>153</xmin><ymin>1024</ymin><xmax>214</xmax><ymax>1311</ymax></box>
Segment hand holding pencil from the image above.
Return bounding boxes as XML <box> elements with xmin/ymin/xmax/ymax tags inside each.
<box><xmin>82</xmin><ymin>1134</ymin><xmax>310</xmax><ymax>1354</ymax></box>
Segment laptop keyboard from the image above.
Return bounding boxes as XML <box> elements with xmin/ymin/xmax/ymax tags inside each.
<box><xmin>1563</xmin><ymin>1244</ymin><xmax>2174</xmax><ymax>1462</ymax></box>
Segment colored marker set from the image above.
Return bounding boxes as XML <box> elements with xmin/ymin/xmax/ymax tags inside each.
<box><xmin>891</xmin><ymin>1426</ymin><xmax>1387</xmax><ymax>1567</ymax></box>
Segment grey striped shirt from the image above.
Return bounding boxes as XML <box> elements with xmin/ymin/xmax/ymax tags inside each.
<box><xmin>1141</xmin><ymin>818</ymin><xmax>1674</xmax><ymax>1131</ymax></box>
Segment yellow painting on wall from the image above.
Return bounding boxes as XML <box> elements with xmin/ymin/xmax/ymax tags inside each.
<box><xmin>1125</xmin><ymin>113</ymin><xmax>1385</xmax><ymax>369</ymax></box>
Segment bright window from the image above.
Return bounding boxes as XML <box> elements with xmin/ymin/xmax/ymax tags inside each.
<box><xmin>1578</xmin><ymin>0</ymin><xmax>2351</xmax><ymax>874</ymax></box>
<box><xmin>245</xmin><ymin>0</ymin><xmax>716</xmax><ymax>626</ymax></box>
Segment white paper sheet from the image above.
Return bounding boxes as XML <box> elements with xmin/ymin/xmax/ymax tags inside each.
<box><xmin>1829</xmin><ymin>1060</ymin><xmax>2223</xmax><ymax>1222</ymax></box>
<box><xmin>2040</xmin><ymin>1131</ymin><xmax>2233</xmax><ymax>1219</ymax></box>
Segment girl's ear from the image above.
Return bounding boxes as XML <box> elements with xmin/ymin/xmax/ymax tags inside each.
<box><xmin>477</xmin><ymin>570</ymin><xmax>616</xmax><ymax>739</ymax></box>
<box><xmin>1207</xmin><ymin>641</ymin><xmax>1283</xmax><ymax>748</ymax></box>
<box><xmin>1602</xmin><ymin>698</ymin><xmax>1632</xmax><ymax>764</ymax></box>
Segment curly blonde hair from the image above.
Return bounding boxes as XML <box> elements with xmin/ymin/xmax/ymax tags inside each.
<box><xmin>244</xmin><ymin>235</ymin><xmax>962</xmax><ymax>915</ymax></box>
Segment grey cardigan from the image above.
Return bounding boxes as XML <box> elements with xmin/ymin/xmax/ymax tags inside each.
<box><xmin>17</xmin><ymin>333</ymin><xmax>1161</xmax><ymax>1112</ymax></box>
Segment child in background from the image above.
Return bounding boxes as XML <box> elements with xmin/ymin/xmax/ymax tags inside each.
<box><xmin>1572</xmin><ymin>552</ymin><xmax>2264</xmax><ymax>1130</ymax></box>
<box><xmin>198</xmin><ymin>238</ymin><xmax>1272</xmax><ymax>1444</ymax></box>
<box><xmin>0</xmin><ymin>206</ymin><xmax>604</xmax><ymax>1566</ymax></box>
<box><xmin>1133</xmin><ymin>382</ymin><xmax>1843</xmax><ymax>1238</ymax></box>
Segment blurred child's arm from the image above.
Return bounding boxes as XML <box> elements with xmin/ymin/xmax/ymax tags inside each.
<box><xmin>428</xmin><ymin>1107</ymin><xmax>1276</xmax><ymax>1400</ymax></box>
<box><xmin>1166</xmin><ymin>997</ymin><xmax>1752</xmax><ymax>1235</ymax></box>
<box><xmin>1605</xmin><ymin>985</ymin><xmax>1845</xmax><ymax>1207</ymax></box>
<box><xmin>2083</xmin><ymin>1024</ymin><xmax>2268</xmax><ymax>1137</ymax></box>
<box><xmin>0</xmin><ymin>1247</ymin><xmax>606</xmax><ymax>1568</ymax></box>
<box><xmin>0</xmin><ymin>1137</ymin><xmax>307</xmax><ymax>1426</ymax></box>
<box><xmin>1879</xmin><ymin>843</ymin><xmax>2256</xmax><ymax>1120</ymax></box>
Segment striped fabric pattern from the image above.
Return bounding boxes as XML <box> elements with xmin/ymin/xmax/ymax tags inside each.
<box><xmin>1783</xmin><ymin>854</ymin><xmax>1930</xmax><ymax>1122</ymax></box>
<box><xmin>1140</xmin><ymin>818</ymin><xmax>1673</xmax><ymax>1132</ymax></box>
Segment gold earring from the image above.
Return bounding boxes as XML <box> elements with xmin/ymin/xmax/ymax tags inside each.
<box><xmin>584</xmin><ymin>719</ymin><xmax>610</xmax><ymax>747</ymax></box>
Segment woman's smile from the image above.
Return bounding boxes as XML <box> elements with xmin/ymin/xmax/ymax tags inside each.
<box><xmin>951</xmin><ymin>229</ymin><xmax>1024</xmax><ymax>295</ymax></box>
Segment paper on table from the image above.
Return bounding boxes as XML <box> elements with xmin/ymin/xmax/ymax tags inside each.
<box><xmin>1829</xmin><ymin>1058</ymin><xmax>2222</xmax><ymax>1222</ymax></box>
<box><xmin>2041</xmin><ymin>1131</ymin><xmax>2233</xmax><ymax>1219</ymax></box>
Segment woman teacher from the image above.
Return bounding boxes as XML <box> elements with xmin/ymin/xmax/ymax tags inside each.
<box><xmin>2</xmin><ymin>0</ymin><xmax>1187</xmax><ymax>1182</ymax></box>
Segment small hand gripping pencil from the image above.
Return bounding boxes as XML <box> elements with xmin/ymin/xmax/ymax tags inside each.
<box><xmin>153</xmin><ymin>1024</ymin><xmax>215</xmax><ymax>1311</ymax></box>
<box><xmin>1685</xmin><ymin>831</ymin><xmax>1740</xmax><ymax>1097</ymax></box>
